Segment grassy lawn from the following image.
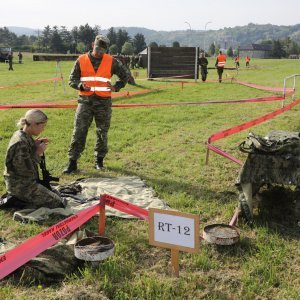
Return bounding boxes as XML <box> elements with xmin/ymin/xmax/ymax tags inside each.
<box><xmin>0</xmin><ymin>54</ymin><xmax>299</xmax><ymax>299</ymax></box>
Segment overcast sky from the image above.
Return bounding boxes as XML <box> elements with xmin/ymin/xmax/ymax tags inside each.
<box><xmin>1</xmin><ymin>0</ymin><xmax>299</xmax><ymax>31</ymax></box>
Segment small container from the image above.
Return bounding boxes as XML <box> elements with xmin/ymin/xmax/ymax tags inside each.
<box><xmin>74</xmin><ymin>236</ymin><xmax>114</xmax><ymax>261</ymax></box>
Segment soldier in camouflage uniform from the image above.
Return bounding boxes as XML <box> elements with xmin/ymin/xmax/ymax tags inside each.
<box><xmin>63</xmin><ymin>35</ymin><xmax>130</xmax><ymax>173</ymax></box>
<box><xmin>3</xmin><ymin>109</ymin><xmax>64</xmax><ymax>209</ymax></box>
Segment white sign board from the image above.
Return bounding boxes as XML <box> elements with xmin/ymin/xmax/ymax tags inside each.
<box><xmin>149</xmin><ymin>208</ymin><xmax>200</xmax><ymax>253</ymax></box>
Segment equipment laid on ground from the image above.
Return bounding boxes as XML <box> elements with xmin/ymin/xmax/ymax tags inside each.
<box><xmin>202</xmin><ymin>208</ymin><xmax>239</xmax><ymax>245</ymax></box>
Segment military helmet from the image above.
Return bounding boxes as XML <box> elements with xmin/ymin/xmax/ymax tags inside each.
<box><xmin>94</xmin><ymin>35</ymin><xmax>110</xmax><ymax>50</ymax></box>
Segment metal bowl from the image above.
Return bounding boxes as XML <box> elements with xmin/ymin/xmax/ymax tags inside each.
<box><xmin>74</xmin><ymin>236</ymin><xmax>114</xmax><ymax>261</ymax></box>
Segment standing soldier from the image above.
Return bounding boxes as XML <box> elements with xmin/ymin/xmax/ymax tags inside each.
<box><xmin>198</xmin><ymin>52</ymin><xmax>208</xmax><ymax>82</ymax></box>
<box><xmin>215</xmin><ymin>50</ymin><xmax>226</xmax><ymax>83</ymax></box>
<box><xmin>130</xmin><ymin>55</ymin><xmax>135</xmax><ymax>69</ymax></box>
<box><xmin>245</xmin><ymin>55</ymin><xmax>251</xmax><ymax>67</ymax></box>
<box><xmin>235</xmin><ymin>55</ymin><xmax>240</xmax><ymax>69</ymax></box>
<box><xmin>7</xmin><ymin>52</ymin><xmax>13</xmax><ymax>71</ymax></box>
<box><xmin>63</xmin><ymin>35</ymin><xmax>130</xmax><ymax>173</ymax></box>
<box><xmin>18</xmin><ymin>51</ymin><xmax>23</xmax><ymax>64</ymax></box>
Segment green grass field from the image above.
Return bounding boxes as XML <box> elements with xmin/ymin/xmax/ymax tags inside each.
<box><xmin>0</xmin><ymin>54</ymin><xmax>299</xmax><ymax>299</ymax></box>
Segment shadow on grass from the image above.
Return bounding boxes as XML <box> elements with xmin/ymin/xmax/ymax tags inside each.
<box><xmin>253</xmin><ymin>185</ymin><xmax>300</xmax><ymax>240</ymax></box>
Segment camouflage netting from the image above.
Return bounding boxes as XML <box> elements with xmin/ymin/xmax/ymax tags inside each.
<box><xmin>236</xmin><ymin>131</ymin><xmax>300</xmax><ymax>223</ymax></box>
<box><xmin>237</xmin><ymin>131</ymin><xmax>300</xmax><ymax>185</ymax></box>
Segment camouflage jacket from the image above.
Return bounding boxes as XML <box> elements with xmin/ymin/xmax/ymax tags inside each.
<box><xmin>69</xmin><ymin>51</ymin><xmax>130</xmax><ymax>101</ymax></box>
<box><xmin>4</xmin><ymin>130</ymin><xmax>40</xmax><ymax>185</ymax></box>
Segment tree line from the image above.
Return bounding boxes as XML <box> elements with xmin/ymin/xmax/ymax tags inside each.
<box><xmin>1</xmin><ymin>24</ymin><xmax>299</xmax><ymax>58</ymax></box>
<box><xmin>0</xmin><ymin>24</ymin><xmax>148</xmax><ymax>55</ymax></box>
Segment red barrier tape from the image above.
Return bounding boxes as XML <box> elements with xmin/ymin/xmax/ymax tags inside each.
<box><xmin>0</xmin><ymin>96</ymin><xmax>284</xmax><ymax>110</ymax></box>
<box><xmin>0</xmin><ymin>78</ymin><xmax>62</xmax><ymax>89</ymax></box>
<box><xmin>0</xmin><ymin>194</ymin><xmax>149</xmax><ymax>280</ymax></box>
<box><xmin>235</xmin><ymin>80</ymin><xmax>294</xmax><ymax>93</ymax></box>
<box><xmin>102</xmin><ymin>194</ymin><xmax>149</xmax><ymax>220</ymax></box>
<box><xmin>207</xmin><ymin>98</ymin><xmax>300</xmax><ymax>164</ymax></box>
<box><xmin>0</xmin><ymin>202</ymin><xmax>100</xmax><ymax>280</ymax></box>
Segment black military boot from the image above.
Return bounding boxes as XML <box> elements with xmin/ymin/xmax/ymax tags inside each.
<box><xmin>95</xmin><ymin>157</ymin><xmax>104</xmax><ymax>170</ymax></box>
<box><xmin>63</xmin><ymin>159</ymin><xmax>77</xmax><ymax>174</ymax></box>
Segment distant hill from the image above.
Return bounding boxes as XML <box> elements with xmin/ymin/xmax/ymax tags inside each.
<box><xmin>7</xmin><ymin>26</ymin><xmax>39</xmax><ymax>36</ymax></box>
<box><xmin>7</xmin><ymin>24</ymin><xmax>300</xmax><ymax>49</ymax></box>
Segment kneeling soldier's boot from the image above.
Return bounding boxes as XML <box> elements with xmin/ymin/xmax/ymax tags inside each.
<box><xmin>63</xmin><ymin>159</ymin><xmax>77</xmax><ymax>174</ymax></box>
<box><xmin>95</xmin><ymin>157</ymin><xmax>104</xmax><ymax>170</ymax></box>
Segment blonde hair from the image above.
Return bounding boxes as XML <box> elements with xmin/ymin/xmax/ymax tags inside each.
<box><xmin>17</xmin><ymin>109</ymin><xmax>48</xmax><ymax>128</ymax></box>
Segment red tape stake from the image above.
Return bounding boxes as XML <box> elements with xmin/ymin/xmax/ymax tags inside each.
<box><xmin>0</xmin><ymin>202</ymin><xmax>100</xmax><ymax>280</ymax></box>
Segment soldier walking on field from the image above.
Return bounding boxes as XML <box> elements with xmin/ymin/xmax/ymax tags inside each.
<box><xmin>7</xmin><ymin>52</ymin><xmax>13</xmax><ymax>71</ymax></box>
<box><xmin>198</xmin><ymin>52</ymin><xmax>208</xmax><ymax>82</ymax></box>
<box><xmin>215</xmin><ymin>50</ymin><xmax>226</xmax><ymax>83</ymax></box>
<box><xmin>63</xmin><ymin>35</ymin><xmax>130</xmax><ymax>174</ymax></box>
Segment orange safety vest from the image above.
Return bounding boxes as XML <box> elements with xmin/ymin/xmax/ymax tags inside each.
<box><xmin>217</xmin><ymin>54</ymin><xmax>226</xmax><ymax>67</ymax></box>
<box><xmin>235</xmin><ymin>56</ymin><xmax>239</xmax><ymax>62</ymax></box>
<box><xmin>246</xmin><ymin>56</ymin><xmax>251</xmax><ymax>62</ymax></box>
<box><xmin>78</xmin><ymin>53</ymin><xmax>113</xmax><ymax>98</ymax></box>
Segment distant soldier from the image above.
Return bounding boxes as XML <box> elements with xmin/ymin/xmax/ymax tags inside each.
<box><xmin>245</xmin><ymin>55</ymin><xmax>251</xmax><ymax>67</ymax></box>
<box><xmin>134</xmin><ymin>55</ymin><xmax>139</xmax><ymax>68</ymax></box>
<box><xmin>235</xmin><ymin>56</ymin><xmax>240</xmax><ymax>69</ymax></box>
<box><xmin>215</xmin><ymin>50</ymin><xmax>226</xmax><ymax>83</ymax></box>
<box><xmin>198</xmin><ymin>52</ymin><xmax>208</xmax><ymax>82</ymax></box>
<box><xmin>18</xmin><ymin>51</ymin><xmax>23</xmax><ymax>64</ymax></box>
<box><xmin>138</xmin><ymin>55</ymin><xmax>144</xmax><ymax>68</ymax></box>
<box><xmin>7</xmin><ymin>52</ymin><xmax>13</xmax><ymax>71</ymax></box>
<box><xmin>130</xmin><ymin>55</ymin><xmax>135</xmax><ymax>69</ymax></box>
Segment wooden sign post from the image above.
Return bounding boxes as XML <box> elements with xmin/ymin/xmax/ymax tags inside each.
<box><xmin>148</xmin><ymin>208</ymin><xmax>200</xmax><ymax>277</ymax></box>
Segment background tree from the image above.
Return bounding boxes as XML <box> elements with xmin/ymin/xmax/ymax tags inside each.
<box><xmin>133</xmin><ymin>33</ymin><xmax>146</xmax><ymax>53</ymax></box>
<box><xmin>60</xmin><ymin>26</ymin><xmax>72</xmax><ymax>53</ymax></box>
<box><xmin>208</xmin><ymin>43</ymin><xmax>215</xmax><ymax>56</ymax></box>
<box><xmin>41</xmin><ymin>25</ymin><xmax>51</xmax><ymax>52</ymax></box>
<box><xmin>121</xmin><ymin>42</ymin><xmax>134</xmax><ymax>55</ymax></box>
<box><xmin>116</xmin><ymin>29</ymin><xmax>131</xmax><ymax>53</ymax></box>
<box><xmin>78</xmin><ymin>23</ymin><xmax>98</xmax><ymax>51</ymax></box>
<box><xmin>71</xmin><ymin>26</ymin><xmax>79</xmax><ymax>53</ymax></box>
<box><xmin>227</xmin><ymin>46</ymin><xmax>233</xmax><ymax>57</ymax></box>
<box><xmin>289</xmin><ymin>41</ymin><xmax>299</xmax><ymax>55</ymax></box>
<box><xmin>49</xmin><ymin>26</ymin><xmax>63</xmax><ymax>53</ymax></box>
<box><xmin>172</xmin><ymin>41</ymin><xmax>180</xmax><ymax>47</ymax></box>
<box><xmin>109</xmin><ymin>44</ymin><xmax>118</xmax><ymax>55</ymax></box>
<box><xmin>272</xmin><ymin>39</ymin><xmax>286</xmax><ymax>58</ymax></box>
<box><xmin>107</xmin><ymin>27</ymin><xmax>117</xmax><ymax>46</ymax></box>
<box><xmin>149</xmin><ymin>41</ymin><xmax>158</xmax><ymax>47</ymax></box>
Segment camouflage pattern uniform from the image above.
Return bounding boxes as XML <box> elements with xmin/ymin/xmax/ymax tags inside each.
<box><xmin>68</xmin><ymin>51</ymin><xmax>130</xmax><ymax>161</ymax></box>
<box><xmin>3</xmin><ymin>130</ymin><xmax>63</xmax><ymax>209</ymax></box>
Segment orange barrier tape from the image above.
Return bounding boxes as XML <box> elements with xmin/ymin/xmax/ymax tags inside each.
<box><xmin>235</xmin><ymin>80</ymin><xmax>294</xmax><ymax>93</ymax></box>
<box><xmin>206</xmin><ymin>98</ymin><xmax>300</xmax><ymax>165</ymax></box>
<box><xmin>0</xmin><ymin>96</ymin><xmax>285</xmax><ymax>110</ymax></box>
<box><xmin>0</xmin><ymin>77</ymin><xmax>62</xmax><ymax>89</ymax></box>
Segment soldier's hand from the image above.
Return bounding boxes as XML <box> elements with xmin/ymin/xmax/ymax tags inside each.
<box><xmin>36</xmin><ymin>141</ymin><xmax>48</xmax><ymax>156</ymax></box>
<box><xmin>82</xmin><ymin>83</ymin><xmax>91</xmax><ymax>91</ymax></box>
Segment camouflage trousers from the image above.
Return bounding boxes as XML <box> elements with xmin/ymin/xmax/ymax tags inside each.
<box><xmin>217</xmin><ymin>67</ymin><xmax>224</xmax><ymax>81</ymax></box>
<box><xmin>5</xmin><ymin>177</ymin><xmax>63</xmax><ymax>209</ymax></box>
<box><xmin>68</xmin><ymin>99</ymin><xmax>112</xmax><ymax>160</ymax></box>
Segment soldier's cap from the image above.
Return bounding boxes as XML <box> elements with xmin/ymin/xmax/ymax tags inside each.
<box><xmin>94</xmin><ymin>35</ymin><xmax>110</xmax><ymax>50</ymax></box>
